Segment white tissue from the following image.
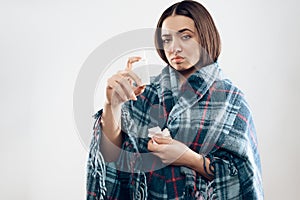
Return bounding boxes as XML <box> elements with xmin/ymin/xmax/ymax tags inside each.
<box><xmin>148</xmin><ymin>126</ymin><xmax>171</xmax><ymax>138</ymax></box>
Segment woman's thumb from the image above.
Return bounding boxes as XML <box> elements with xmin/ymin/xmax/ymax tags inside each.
<box><xmin>153</xmin><ymin>136</ymin><xmax>172</xmax><ymax>144</ymax></box>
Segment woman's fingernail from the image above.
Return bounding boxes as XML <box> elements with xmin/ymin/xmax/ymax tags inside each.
<box><xmin>131</xmin><ymin>92</ymin><xmax>137</xmax><ymax>100</ymax></box>
<box><xmin>152</xmin><ymin>139</ymin><xmax>157</xmax><ymax>145</ymax></box>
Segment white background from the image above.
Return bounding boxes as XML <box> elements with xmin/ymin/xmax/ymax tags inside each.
<box><xmin>1</xmin><ymin>0</ymin><xmax>299</xmax><ymax>199</ymax></box>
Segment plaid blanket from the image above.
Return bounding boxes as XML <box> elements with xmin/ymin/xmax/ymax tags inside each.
<box><xmin>86</xmin><ymin>63</ymin><xmax>264</xmax><ymax>199</ymax></box>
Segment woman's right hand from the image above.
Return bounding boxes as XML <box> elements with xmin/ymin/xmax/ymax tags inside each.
<box><xmin>105</xmin><ymin>56</ymin><xmax>146</xmax><ymax>106</ymax></box>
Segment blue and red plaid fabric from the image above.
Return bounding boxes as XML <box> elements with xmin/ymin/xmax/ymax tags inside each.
<box><xmin>86</xmin><ymin>63</ymin><xmax>264</xmax><ymax>199</ymax></box>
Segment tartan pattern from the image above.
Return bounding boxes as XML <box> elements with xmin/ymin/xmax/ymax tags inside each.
<box><xmin>86</xmin><ymin>63</ymin><xmax>264</xmax><ymax>199</ymax></box>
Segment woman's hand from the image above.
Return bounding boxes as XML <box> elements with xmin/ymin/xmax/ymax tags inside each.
<box><xmin>147</xmin><ymin>136</ymin><xmax>195</xmax><ymax>166</ymax></box>
<box><xmin>105</xmin><ymin>56</ymin><xmax>146</xmax><ymax>106</ymax></box>
<box><xmin>147</xmin><ymin>136</ymin><xmax>214</xmax><ymax>180</ymax></box>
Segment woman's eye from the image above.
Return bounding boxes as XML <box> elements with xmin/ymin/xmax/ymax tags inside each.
<box><xmin>181</xmin><ymin>35</ymin><xmax>191</xmax><ymax>40</ymax></box>
<box><xmin>162</xmin><ymin>38</ymin><xmax>171</xmax><ymax>44</ymax></box>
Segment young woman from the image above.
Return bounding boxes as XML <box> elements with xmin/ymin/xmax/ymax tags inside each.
<box><xmin>87</xmin><ymin>1</ymin><xmax>263</xmax><ymax>199</ymax></box>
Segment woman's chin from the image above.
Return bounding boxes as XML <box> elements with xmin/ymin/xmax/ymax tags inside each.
<box><xmin>171</xmin><ymin>62</ymin><xmax>192</xmax><ymax>71</ymax></box>
<box><xmin>170</xmin><ymin>64</ymin><xmax>197</xmax><ymax>78</ymax></box>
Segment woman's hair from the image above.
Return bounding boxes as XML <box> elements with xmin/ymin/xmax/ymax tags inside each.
<box><xmin>155</xmin><ymin>0</ymin><xmax>221</xmax><ymax>67</ymax></box>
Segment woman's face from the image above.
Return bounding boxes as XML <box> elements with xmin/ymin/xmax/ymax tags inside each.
<box><xmin>161</xmin><ymin>15</ymin><xmax>200</xmax><ymax>74</ymax></box>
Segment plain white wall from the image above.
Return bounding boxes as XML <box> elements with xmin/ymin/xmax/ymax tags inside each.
<box><xmin>0</xmin><ymin>0</ymin><xmax>299</xmax><ymax>199</ymax></box>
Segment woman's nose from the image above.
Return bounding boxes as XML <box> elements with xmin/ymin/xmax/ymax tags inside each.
<box><xmin>167</xmin><ymin>39</ymin><xmax>182</xmax><ymax>54</ymax></box>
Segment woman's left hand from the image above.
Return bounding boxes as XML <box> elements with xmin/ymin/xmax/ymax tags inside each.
<box><xmin>147</xmin><ymin>136</ymin><xmax>195</xmax><ymax>166</ymax></box>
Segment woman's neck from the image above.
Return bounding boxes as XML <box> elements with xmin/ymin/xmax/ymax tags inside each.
<box><xmin>178</xmin><ymin>66</ymin><xmax>199</xmax><ymax>84</ymax></box>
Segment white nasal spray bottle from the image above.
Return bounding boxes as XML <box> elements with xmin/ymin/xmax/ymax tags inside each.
<box><xmin>132</xmin><ymin>50</ymin><xmax>151</xmax><ymax>85</ymax></box>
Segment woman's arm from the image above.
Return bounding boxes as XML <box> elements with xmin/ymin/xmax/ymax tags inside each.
<box><xmin>99</xmin><ymin>102</ymin><xmax>123</xmax><ymax>162</ymax></box>
<box><xmin>100</xmin><ymin>56</ymin><xmax>145</xmax><ymax>162</ymax></box>
<box><xmin>182</xmin><ymin>147</ymin><xmax>214</xmax><ymax>180</ymax></box>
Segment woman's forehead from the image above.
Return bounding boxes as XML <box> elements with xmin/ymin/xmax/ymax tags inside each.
<box><xmin>161</xmin><ymin>15</ymin><xmax>195</xmax><ymax>34</ymax></box>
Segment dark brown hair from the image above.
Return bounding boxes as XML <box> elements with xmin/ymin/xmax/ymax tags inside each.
<box><xmin>155</xmin><ymin>0</ymin><xmax>221</xmax><ymax>67</ymax></box>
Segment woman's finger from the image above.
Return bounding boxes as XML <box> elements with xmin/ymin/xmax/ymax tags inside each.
<box><xmin>113</xmin><ymin>86</ymin><xmax>128</xmax><ymax>102</ymax></box>
<box><xmin>126</xmin><ymin>56</ymin><xmax>142</xmax><ymax>71</ymax></box>
<box><xmin>107</xmin><ymin>73</ymin><xmax>123</xmax><ymax>87</ymax></box>
<box><xmin>119</xmin><ymin>70</ymin><xmax>143</xmax><ymax>86</ymax></box>
<box><xmin>107</xmin><ymin>78</ymin><xmax>128</xmax><ymax>102</ymax></box>
<box><xmin>117</xmin><ymin>77</ymin><xmax>137</xmax><ymax>100</ymax></box>
<box><xmin>152</xmin><ymin>136</ymin><xmax>173</xmax><ymax>145</ymax></box>
<box><xmin>134</xmin><ymin>85</ymin><xmax>146</xmax><ymax>96</ymax></box>
<box><xmin>148</xmin><ymin>139</ymin><xmax>159</xmax><ymax>152</ymax></box>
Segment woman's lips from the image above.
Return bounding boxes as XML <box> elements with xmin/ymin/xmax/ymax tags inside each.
<box><xmin>172</xmin><ymin>56</ymin><xmax>184</xmax><ymax>63</ymax></box>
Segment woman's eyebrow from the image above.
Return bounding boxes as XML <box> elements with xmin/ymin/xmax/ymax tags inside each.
<box><xmin>161</xmin><ymin>28</ymin><xmax>194</xmax><ymax>37</ymax></box>
<box><xmin>177</xmin><ymin>28</ymin><xmax>194</xmax><ymax>34</ymax></box>
<box><xmin>161</xmin><ymin>33</ymin><xmax>171</xmax><ymax>37</ymax></box>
